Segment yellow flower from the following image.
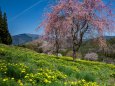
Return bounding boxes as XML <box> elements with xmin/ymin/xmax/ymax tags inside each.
<box><xmin>48</xmin><ymin>81</ymin><xmax>51</xmax><ymax>83</ymax></box>
<box><xmin>82</xmin><ymin>79</ymin><xmax>85</xmax><ymax>82</ymax></box>
<box><xmin>47</xmin><ymin>75</ymin><xmax>51</xmax><ymax>79</ymax></box>
<box><xmin>18</xmin><ymin>80</ymin><xmax>23</xmax><ymax>86</ymax></box>
<box><xmin>3</xmin><ymin>78</ymin><xmax>8</xmax><ymax>82</ymax></box>
<box><xmin>19</xmin><ymin>83</ymin><xmax>23</xmax><ymax>86</ymax></box>
<box><xmin>0</xmin><ymin>48</ymin><xmax>4</xmax><ymax>51</ymax></box>
<box><xmin>44</xmin><ymin>79</ymin><xmax>49</xmax><ymax>83</ymax></box>
<box><xmin>52</xmin><ymin>76</ymin><xmax>55</xmax><ymax>79</ymax></box>
<box><xmin>21</xmin><ymin>70</ymin><xmax>25</xmax><ymax>73</ymax></box>
<box><xmin>32</xmin><ymin>81</ymin><xmax>35</xmax><ymax>84</ymax></box>
<box><xmin>11</xmin><ymin>78</ymin><xmax>14</xmax><ymax>80</ymax></box>
<box><xmin>18</xmin><ymin>80</ymin><xmax>21</xmax><ymax>83</ymax></box>
<box><xmin>29</xmin><ymin>79</ymin><xmax>33</xmax><ymax>82</ymax></box>
<box><xmin>24</xmin><ymin>76</ymin><xmax>28</xmax><ymax>78</ymax></box>
<box><xmin>3</xmin><ymin>79</ymin><xmax>6</xmax><ymax>82</ymax></box>
<box><xmin>64</xmin><ymin>82</ymin><xmax>67</xmax><ymax>85</ymax></box>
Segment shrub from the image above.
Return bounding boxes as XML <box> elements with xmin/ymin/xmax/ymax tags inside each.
<box><xmin>58</xmin><ymin>53</ymin><xmax>62</xmax><ymax>57</ymax></box>
<box><xmin>84</xmin><ymin>53</ymin><xmax>98</xmax><ymax>61</ymax></box>
<box><xmin>20</xmin><ymin>43</ymin><xmax>43</xmax><ymax>53</ymax></box>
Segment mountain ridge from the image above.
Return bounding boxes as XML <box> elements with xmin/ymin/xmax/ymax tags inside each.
<box><xmin>12</xmin><ymin>33</ymin><xmax>115</xmax><ymax>45</ymax></box>
<box><xmin>12</xmin><ymin>33</ymin><xmax>40</xmax><ymax>45</ymax></box>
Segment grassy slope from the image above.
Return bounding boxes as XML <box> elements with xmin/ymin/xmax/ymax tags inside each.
<box><xmin>0</xmin><ymin>44</ymin><xmax>115</xmax><ymax>86</ymax></box>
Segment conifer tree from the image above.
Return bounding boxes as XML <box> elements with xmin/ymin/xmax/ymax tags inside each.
<box><xmin>0</xmin><ymin>9</ymin><xmax>12</xmax><ymax>45</ymax></box>
<box><xmin>0</xmin><ymin>9</ymin><xmax>3</xmax><ymax>43</ymax></box>
<box><xmin>2</xmin><ymin>12</ymin><xmax>12</xmax><ymax>45</ymax></box>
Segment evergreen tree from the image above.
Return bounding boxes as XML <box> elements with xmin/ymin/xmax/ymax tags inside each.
<box><xmin>0</xmin><ymin>9</ymin><xmax>12</xmax><ymax>45</ymax></box>
<box><xmin>2</xmin><ymin>12</ymin><xmax>12</xmax><ymax>45</ymax></box>
<box><xmin>0</xmin><ymin>9</ymin><xmax>3</xmax><ymax>43</ymax></box>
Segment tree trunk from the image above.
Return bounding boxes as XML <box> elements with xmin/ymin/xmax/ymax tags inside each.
<box><xmin>55</xmin><ymin>28</ymin><xmax>59</xmax><ymax>57</ymax></box>
<box><xmin>73</xmin><ymin>46</ymin><xmax>77</xmax><ymax>61</ymax></box>
<box><xmin>55</xmin><ymin>40</ymin><xmax>59</xmax><ymax>56</ymax></box>
<box><xmin>72</xmin><ymin>38</ymin><xmax>77</xmax><ymax>61</ymax></box>
<box><xmin>72</xmin><ymin>36</ymin><xmax>82</xmax><ymax>61</ymax></box>
<box><xmin>72</xmin><ymin>44</ymin><xmax>81</xmax><ymax>61</ymax></box>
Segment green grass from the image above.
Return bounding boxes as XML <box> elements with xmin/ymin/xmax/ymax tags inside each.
<box><xmin>0</xmin><ymin>44</ymin><xmax>115</xmax><ymax>86</ymax></box>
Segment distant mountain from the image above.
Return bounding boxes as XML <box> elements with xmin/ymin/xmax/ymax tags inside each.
<box><xmin>12</xmin><ymin>34</ymin><xmax>115</xmax><ymax>45</ymax></box>
<box><xmin>12</xmin><ymin>33</ymin><xmax>40</xmax><ymax>45</ymax></box>
<box><xmin>84</xmin><ymin>36</ymin><xmax>115</xmax><ymax>41</ymax></box>
<box><xmin>104</xmin><ymin>36</ymin><xmax>115</xmax><ymax>40</ymax></box>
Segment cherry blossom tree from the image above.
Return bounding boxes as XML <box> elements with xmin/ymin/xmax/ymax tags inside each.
<box><xmin>40</xmin><ymin>15</ymin><xmax>66</xmax><ymax>56</ymax></box>
<box><xmin>39</xmin><ymin>0</ymin><xmax>114</xmax><ymax>61</ymax></box>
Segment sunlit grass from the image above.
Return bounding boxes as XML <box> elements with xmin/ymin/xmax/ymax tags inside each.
<box><xmin>0</xmin><ymin>44</ymin><xmax>115</xmax><ymax>86</ymax></box>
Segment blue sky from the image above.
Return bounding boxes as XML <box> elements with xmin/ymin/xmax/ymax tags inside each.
<box><xmin>0</xmin><ymin>0</ymin><xmax>52</xmax><ymax>35</ymax></box>
<box><xmin>0</xmin><ymin>0</ymin><xmax>114</xmax><ymax>36</ymax></box>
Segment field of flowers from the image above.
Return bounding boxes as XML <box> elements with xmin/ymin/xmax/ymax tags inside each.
<box><xmin>0</xmin><ymin>44</ymin><xmax>115</xmax><ymax>86</ymax></box>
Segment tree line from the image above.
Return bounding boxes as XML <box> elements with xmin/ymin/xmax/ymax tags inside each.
<box><xmin>0</xmin><ymin>9</ymin><xmax>12</xmax><ymax>45</ymax></box>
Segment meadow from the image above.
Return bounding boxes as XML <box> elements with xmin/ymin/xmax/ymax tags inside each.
<box><xmin>0</xmin><ymin>44</ymin><xmax>115</xmax><ymax>86</ymax></box>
